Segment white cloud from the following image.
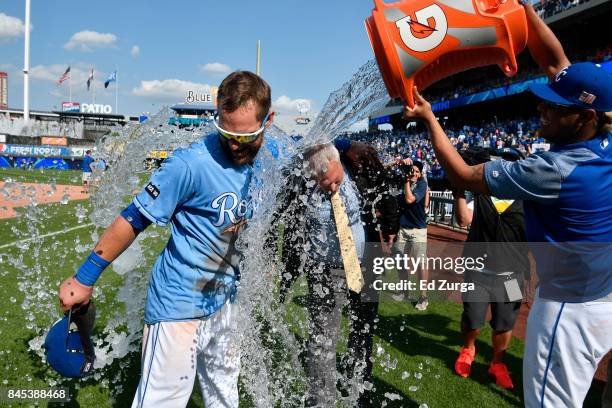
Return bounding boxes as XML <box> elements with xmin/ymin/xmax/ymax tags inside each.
<box><xmin>200</xmin><ymin>62</ymin><xmax>231</xmax><ymax>75</ymax></box>
<box><xmin>273</xmin><ymin>95</ymin><xmax>313</xmax><ymax>114</ymax></box>
<box><xmin>130</xmin><ymin>45</ymin><xmax>140</xmax><ymax>57</ymax></box>
<box><xmin>0</xmin><ymin>13</ymin><xmax>26</xmax><ymax>42</ymax></box>
<box><xmin>64</xmin><ymin>30</ymin><xmax>117</xmax><ymax>52</ymax></box>
<box><xmin>132</xmin><ymin>79</ymin><xmax>211</xmax><ymax>102</ymax></box>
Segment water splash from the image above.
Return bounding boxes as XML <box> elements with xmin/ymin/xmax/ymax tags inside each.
<box><xmin>307</xmin><ymin>59</ymin><xmax>389</xmax><ymax>143</ymax></box>
<box><xmin>2</xmin><ymin>56</ymin><xmax>404</xmax><ymax>405</ymax></box>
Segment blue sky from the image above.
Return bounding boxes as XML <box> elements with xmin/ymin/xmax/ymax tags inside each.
<box><xmin>0</xmin><ymin>0</ymin><xmax>376</xmax><ymax>129</ymax></box>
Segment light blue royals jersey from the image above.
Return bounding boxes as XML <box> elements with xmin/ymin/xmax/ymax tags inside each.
<box><xmin>133</xmin><ymin>133</ymin><xmax>253</xmax><ymax>324</ymax></box>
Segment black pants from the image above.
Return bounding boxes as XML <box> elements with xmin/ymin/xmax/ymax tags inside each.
<box><xmin>345</xmin><ymin>243</ymin><xmax>382</xmax><ymax>408</ymax></box>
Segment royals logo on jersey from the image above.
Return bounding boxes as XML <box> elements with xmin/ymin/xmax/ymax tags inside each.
<box><xmin>211</xmin><ymin>192</ymin><xmax>251</xmax><ymax>228</ymax></box>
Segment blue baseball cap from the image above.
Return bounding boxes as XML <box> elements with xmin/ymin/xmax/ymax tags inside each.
<box><xmin>44</xmin><ymin>303</ymin><xmax>96</xmax><ymax>378</ymax></box>
<box><xmin>529</xmin><ymin>62</ymin><xmax>612</xmax><ymax>112</ymax></box>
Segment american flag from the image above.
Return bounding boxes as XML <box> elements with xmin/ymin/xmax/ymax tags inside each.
<box><xmin>57</xmin><ymin>66</ymin><xmax>70</xmax><ymax>85</ymax></box>
<box><xmin>578</xmin><ymin>91</ymin><xmax>596</xmax><ymax>105</ymax></box>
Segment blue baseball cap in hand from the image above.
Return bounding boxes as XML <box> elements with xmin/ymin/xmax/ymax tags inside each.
<box><xmin>529</xmin><ymin>62</ymin><xmax>612</xmax><ymax>112</ymax></box>
<box><xmin>44</xmin><ymin>302</ymin><xmax>96</xmax><ymax>378</ymax></box>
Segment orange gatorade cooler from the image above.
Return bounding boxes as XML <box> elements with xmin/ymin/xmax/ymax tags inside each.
<box><xmin>365</xmin><ymin>0</ymin><xmax>528</xmax><ymax>107</ymax></box>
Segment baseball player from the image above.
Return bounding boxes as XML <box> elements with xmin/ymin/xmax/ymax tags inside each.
<box><xmin>82</xmin><ymin>149</ymin><xmax>95</xmax><ymax>193</ymax></box>
<box><xmin>58</xmin><ymin>71</ymin><xmax>274</xmax><ymax>408</ymax></box>
<box><xmin>402</xmin><ymin>3</ymin><xmax>612</xmax><ymax>406</ymax></box>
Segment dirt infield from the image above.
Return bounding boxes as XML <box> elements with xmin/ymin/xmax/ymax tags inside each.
<box><xmin>427</xmin><ymin>224</ymin><xmax>610</xmax><ymax>384</ymax></box>
<box><xmin>0</xmin><ymin>181</ymin><xmax>88</xmax><ymax>219</ymax></box>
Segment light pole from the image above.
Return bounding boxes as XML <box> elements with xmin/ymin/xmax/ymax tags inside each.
<box><xmin>23</xmin><ymin>0</ymin><xmax>31</xmax><ymax>123</ymax></box>
<box><xmin>256</xmin><ymin>40</ymin><xmax>261</xmax><ymax>76</ymax></box>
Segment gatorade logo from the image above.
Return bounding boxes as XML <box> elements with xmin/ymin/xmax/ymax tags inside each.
<box><xmin>396</xmin><ymin>4</ymin><xmax>448</xmax><ymax>52</ymax></box>
<box><xmin>554</xmin><ymin>67</ymin><xmax>569</xmax><ymax>82</ymax></box>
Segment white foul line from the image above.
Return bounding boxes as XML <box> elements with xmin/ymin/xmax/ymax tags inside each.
<box><xmin>0</xmin><ymin>223</ymin><xmax>95</xmax><ymax>250</ymax></box>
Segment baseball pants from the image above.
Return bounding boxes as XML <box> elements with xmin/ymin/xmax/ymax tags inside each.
<box><xmin>131</xmin><ymin>302</ymin><xmax>240</xmax><ymax>408</ymax></box>
<box><xmin>523</xmin><ymin>290</ymin><xmax>612</xmax><ymax>408</ymax></box>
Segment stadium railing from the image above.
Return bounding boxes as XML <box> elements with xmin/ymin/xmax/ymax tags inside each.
<box><xmin>427</xmin><ymin>192</ymin><xmax>468</xmax><ymax>232</ymax></box>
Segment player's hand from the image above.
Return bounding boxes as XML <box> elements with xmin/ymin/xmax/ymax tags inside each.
<box><xmin>404</xmin><ymin>87</ymin><xmax>434</xmax><ymax>122</ymax></box>
<box><xmin>59</xmin><ymin>276</ymin><xmax>93</xmax><ymax>312</ymax></box>
<box><xmin>318</xmin><ymin>160</ymin><xmax>344</xmax><ymax>193</ymax></box>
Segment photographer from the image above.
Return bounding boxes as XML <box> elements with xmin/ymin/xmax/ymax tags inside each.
<box><xmin>452</xmin><ymin>148</ymin><xmax>529</xmax><ymax>390</ymax></box>
<box><xmin>393</xmin><ymin>158</ymin><xmax>429</xmax><ymax>310</ymax></box>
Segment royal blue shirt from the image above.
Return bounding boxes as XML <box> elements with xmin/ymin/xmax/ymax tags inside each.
<box><xmin>398</xmin><ymin>178</ymin><xmax>428</xmax><ymax>229</ymax></box>
<box><xmin>82</xmin><ymin>155</ymin><xmax>94</xmax><ymax>173</ymax></box>
<box><xmin>484</xmin><ymin>132</ymin><xmax>612</xmax><ymax>302</ymax></box>
<box><xmin>133</xmin><ymin>133</ymin><xmax>253</xmax><ymax>323</ymax></box>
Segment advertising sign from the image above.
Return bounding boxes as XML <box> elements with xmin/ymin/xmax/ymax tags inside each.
<box><xmin>41</xmin><ymin>137</ymin><xmax>68</xmax><ymax>146</ymax></box>
<box><xmin>62</xmin><ymin>102</ymin><xmax>81</xmax><ymax>113</ymax></box>
<box><xmin>0</xmin><ymin>143</ymin><xmax>85</xmax><ymax>158</ymax></box>
<box><xmin>81</xmin><ymin>103</ymin><xmax>112</xmax><ymax>114</ymax></box>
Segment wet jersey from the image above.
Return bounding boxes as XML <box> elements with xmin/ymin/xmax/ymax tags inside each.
<box><xmin>133</xmin><ymin>133</ymin><xmax>253</xmax><ymax>323</ymax></box>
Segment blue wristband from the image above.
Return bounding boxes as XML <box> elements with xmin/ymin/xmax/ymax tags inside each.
<box><xmin>75</xmin><ymin>252</ymin><xmax>110</xmax><ymax>286</ymax></box>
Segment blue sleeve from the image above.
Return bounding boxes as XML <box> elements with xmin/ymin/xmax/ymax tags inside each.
<box><xmin>484</xmin><ymin>154</ymin><xmax>562</xmax><ymax>204</ymax></box>
<box><xmin>412</xmin><ymin>179</ymin><xmax>427</xmax><ymax>202</ymax></box>
<box><xmin>133</xmin><ymin>155</ymin><xmax>193</xmax><ymax>226</ymax></box>
<box><xmin>120</xmin><ymin>203</ymin><xmax>152</xmax><ymax>232</ymax></box>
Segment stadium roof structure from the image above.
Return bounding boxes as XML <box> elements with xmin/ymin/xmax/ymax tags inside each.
<box><xmin>1</xmin><ymin>108</ymin><xmax>136</xmax><ymax>123</ymax></box>
<box><xmin>171</xmin><ymin>103</ymin><xmax>217</xmax><ymax>112</ymax></box>
<box><xmin>0</xmin><ymin>108</ymin><xmax>60</xmax><ymax>120</ymax></box>
<box><xmin>369</xmin><ymin>104</ymin><xmax>403</xmax><ymax>121</ymax></box>
<box><xmin>52</xmin><ymin>111</ymin><xmax>127</xmax><ymax>121</ymax></box>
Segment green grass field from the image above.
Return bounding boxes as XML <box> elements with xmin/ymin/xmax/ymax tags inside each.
<box><xmin>0</xmin><ymin>168</ymin><xmax>83</xmax><ymax>186</ymax></box>
<box><xmin>0</xmin><ymin>171</ymin><xmax>604</xmax><ymax>407</ymax></box>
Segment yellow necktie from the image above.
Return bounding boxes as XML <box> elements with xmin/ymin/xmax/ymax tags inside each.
<box><xmin>330</xmin><ymin>191</ymin><xmax>364</xmax><ymax>293</ymax></box>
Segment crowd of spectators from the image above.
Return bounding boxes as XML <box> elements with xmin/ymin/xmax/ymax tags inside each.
<box><xmin>342</xmin><ymin>116</ymin><xmax>544</xmax><ymax>180</ymax></box>
<box><xmin>423</xmin><ymin>44</ymin><xmax>612</xmax><ymax>106</ymax></box>
<box><xmin>535</xmin><ymin>0</ymin><xmax>591</xmax><ymax>19</ymax></box>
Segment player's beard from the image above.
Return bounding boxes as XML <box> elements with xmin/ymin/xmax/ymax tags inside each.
<box><xmin>219</xmin><ymin>133</ymin><xmax>264</xmax><ymax>166</ymax></box>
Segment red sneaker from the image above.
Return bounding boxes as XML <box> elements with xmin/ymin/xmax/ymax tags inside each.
<box><xmin>488</xmin><ymin>362</ymin><xmax>514</xmax><ymax>389</ymax></box>
<box><xmin>455</xmin><ymin>347</ymin><xmax>475</xmax><ymax>378</ymax></box>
